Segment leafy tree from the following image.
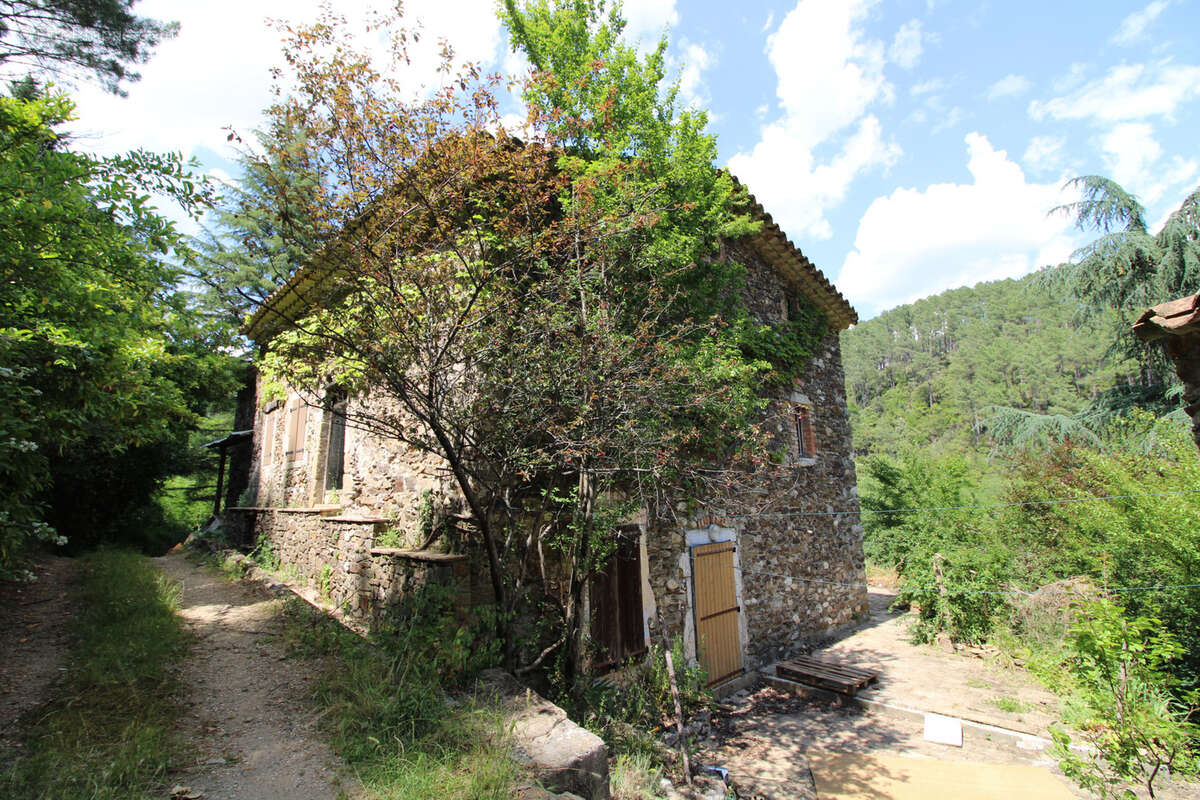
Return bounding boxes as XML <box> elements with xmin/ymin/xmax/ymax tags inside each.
<box><xmin>247</xmin><ymin>0</ymin><xmax>798</xmax><ymax>677</ymax></box>
<box><xmin>193</xmin><ymin>121</ymin><xmax>322</xmax><ymax>327</ymax></box>
<box><xmin>0</xmin><ymin>0</ymin><xmax>177</xmax><ymax>94</ymax></box>
<box><xmin>0</xmin><ymin>88</ymin><xmax>233</xmax><ymax>572</ymax></box>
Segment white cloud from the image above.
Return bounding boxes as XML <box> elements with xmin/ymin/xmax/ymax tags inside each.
<box><xmin>765</xmin><ymin>0</ymin><xmax>888</xmax><ymax>149</ymax></box>
<box><xmin>889</xmin><ymin>19</ymin><xmax>923</xmax><ymax>70</ymax></box>
<box><xmin>621</xmin><ymin>0</ymin><xmax>678</xmax><ymax>46</ymax></box>
<box><xmin>910</xmin><ymin>78</ymin><xmax>946</xmax><ymax>96</ymax></box>
<box><xmin>678</xmin><ymin>42</ymin><xmax>714</xmax><ymax>109</ymax></box>
<box><xmin>761</xmin><ymin>10</ymin><xmax>775</xmax><ymax>33</ymax></box>
<box><xmin>1022</xmin><ymin>135</ymin><xmax>1067</xmax><ymax>174</ymax></box>
<box><xmin>837</xmin><ymin>133</ymin><xmax>1078</xmax><ymax>316</ymax></box>
<box><xmin>729</xmin><ymin>0</ymin><xmax>899</xmax><ymax>240</ymax></box>
<box><xmin>1112</xmin><ymin>1</ymin><xmax>1171</xmax><ymax>46</ymax></box>
<box><xmin>1100</xmin><ymin>123</ymin><xmax>1163</xmax><ymax>193</ymax></box>
<box><xmin>930</xmin><ymin>106</ymin><xmax>964</xmax><ymax>134</ymax></box>
<box><xmin>1099</xmin><ymin>123</ymin><xmax>1198</xmax><ymax>205</ymax></box>
<box><xmin>67</xmin><ymin>0</ymin><xmax>502</xmax><ymax>163</ymax></box>
<box><xmin>1030</xmin><ymin>61</ymin><xmax>1200</xmax><ymax>123</ymax></box>
<box><xmin>987</xmin><ymin>73</ymin><xmax>1031</xmax><ymax>100</ymax></box>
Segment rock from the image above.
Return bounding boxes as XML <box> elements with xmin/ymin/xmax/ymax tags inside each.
<box><xmin>477</xmin><ymin>669</ymin><xmax>610</xmax><ymax>800</ymax></box>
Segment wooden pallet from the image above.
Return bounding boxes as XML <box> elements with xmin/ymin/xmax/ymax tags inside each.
<box><xmin>776</xmin><ymin>655</ymin><xmax>880</xmax><ymax>696</ymax></box>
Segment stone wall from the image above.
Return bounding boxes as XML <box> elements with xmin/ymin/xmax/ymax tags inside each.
<box><xmin>227</xmin><ymin>507</ymin><xmax>469</xmax><ymax>621</ymax></box>
<box><xmin>643</xmin><ymin>244</ymin><xmax>868</xmax><ymax>674</ymax></box>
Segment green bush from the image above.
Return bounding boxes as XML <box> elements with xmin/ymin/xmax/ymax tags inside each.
<box><xmin>1052</xmin><ymin>598</ymin><xmax>1199</xmax><ymax>799</ymax></box>
<box><xmin>567</xmin><ymin>637</ymin><xmax>711</xmax><ymax>767</ymax></box>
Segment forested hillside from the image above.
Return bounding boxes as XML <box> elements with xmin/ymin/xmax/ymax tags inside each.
<box><xmin>841</xmin><ymin>273</ymin><xmax>1140</xmax><ymax>456</ymax></box>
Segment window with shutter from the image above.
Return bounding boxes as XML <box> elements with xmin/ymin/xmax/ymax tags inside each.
<box><xmin>286</xmin><ymin>397</ymin><xmax>309</xmax><ymax>460</ymax></box>
<box><xmin>262</xmin><ymin>409</ymin><xmax>276</xmax><ymax>466</ymax></box>
<box><xmin>323</xmin><ymin>394</ymin><xmax>347</xmax><ymax>492</ymax></box>
<box><xmin>795</xmin><ymin>404</ymin><xmax>816</xmax><ymax>459</ymax></box>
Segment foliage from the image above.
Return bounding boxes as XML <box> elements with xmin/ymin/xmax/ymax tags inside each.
<box><xmin>193</xmin><ymin>121</ymin><xmax>322</xmax><ymax>326</ymax></box>
<box><xmin>842</xmin><ymin>273</ymin><xmax>1137</xmax><ymax>458</ymax></box>
<box><xmin>861</xmin><ymin>417</ymin><xmax>1200</xmax><ymax>689</ymax></box>
<box><xmin>737</xmin><ymin>298</ymin><xmax>828</xmax><ymax>387</ymax></box>
<box><xmin>1052</xmin><ymin>598</ymin><xmax>1198</xmax><ymax>799</ymax></box>
<box><xmin>0</xmin><ymin>550</ymin><xmax>188</xmax><ymax>799</ymax></box>
<box><xmin>276</xmin><ymin>586</ymin><xmax>514</xmax><ymax>800</ymax></box>
<box><xmin>0</xmin><ymin>89</ymin><xmax>234</xmax><ymax>573</ymax></box>
<box><xmin>249</xmin><ymin>0</ymin><xmax>799</xmax><ymax>678</ymax></box>
<box><xmin>0</xmin><ymin>0</ymin><xmax>177</xmax><ymax>94</ymax></box>
<box><xmin>567</xmin><ymin>637</ymin><xmax>710</xmax><ymax>770</ymax></box>
<box><xmin>1034</xmin><ymin>176</ymin><xmax>1200</xmax><ymax>413</ymax></box>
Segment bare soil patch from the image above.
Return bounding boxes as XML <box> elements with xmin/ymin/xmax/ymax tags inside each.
<box><xmin>813</xmin><ymin>589</ymin><xmax>1062</xmax><ymax>736</ymax></box>
<box><xmin>154</xmin><ymin>551</ymin><xmax>361</xmax><ymax>800</ymax></box>
<box><xmin>0</xmin><ymin>556</ymin><xmax>77</xmax><ymax>750</ymax></box>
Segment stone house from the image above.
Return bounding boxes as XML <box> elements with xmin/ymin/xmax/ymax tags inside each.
<box><xmin>225</xmin><ymin>187</ymin><xmax>868</xmax><ymax>687</ymax></box>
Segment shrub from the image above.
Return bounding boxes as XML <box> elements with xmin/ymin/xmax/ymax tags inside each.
<box><xmin>1052</xmin><ymin>598</ymin><xmax>1199</xmax><ymax>799</ymax></box>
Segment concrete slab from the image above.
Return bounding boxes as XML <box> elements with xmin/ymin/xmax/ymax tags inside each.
<box><xmin>807</xmin><ymin>751</ymin><xmax>1078</xmax><ymax>800</ymax></box>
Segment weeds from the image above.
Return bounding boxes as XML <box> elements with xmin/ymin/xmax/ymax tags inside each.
<box><xmin>987</xmin><ymin>696</ymin><xmax>1029</xmax><ymax>714</ymax></box>
<box><xmin>0</xmin><ymin>550</ymin><xmax>188</xmax><ymax>800</ymax></box>
<box><xmin>611</xmin><ymin>752</ymin><xmax>665</xmax><ymax>799</ymax></box>
<box><xmin>567</xmin><ymin>637</ymin><xmax>711</xmax><ymax>775</ymax></box>
<box><xmin>276</xmin><ymin>585</ymin><xmax>515</xmax><ymax>800</ymax></box>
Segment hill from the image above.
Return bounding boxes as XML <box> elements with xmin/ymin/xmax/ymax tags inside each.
<box><xmin>840</xmin><ymin>272</ymin><xmax>1139</xmax><ymax>457</ymax></box>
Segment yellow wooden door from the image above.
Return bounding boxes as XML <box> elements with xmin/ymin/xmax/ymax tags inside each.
<box><xmin>691</xmin><ymin>542</ymin><xmax>743</xmax><ymax>686</ymax></box>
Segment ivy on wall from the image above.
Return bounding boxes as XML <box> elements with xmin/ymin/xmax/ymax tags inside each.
<box><xmin>738</xmin><ymin>296</ymin><xmax>828</xmax><ymax>388</ymax></box>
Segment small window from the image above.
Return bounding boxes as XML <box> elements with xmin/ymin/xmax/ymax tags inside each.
<box><xmin>262</xmin><ymin>408</ymin><xmax>277</xmax><ymax>466</ymax></box>
<box><xmin>323</xmin><ymin>393</ymin><xmax>347</xmax><ymax>492</ymax></box>
<box><xmin>795</xmin><ymin>405</ymin><xmax>816</xmax><ymax>459</ymax></box>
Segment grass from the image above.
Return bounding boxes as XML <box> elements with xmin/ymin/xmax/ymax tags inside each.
<box><xmin>0</xmin><ymin>549</ymin><xmax>189</xmax><ymax>800</ymax></box>
<box><xmin>274</xmin><ymin>594</ymin><xmax>517</xmax><ymax>800</ymax></box>
<box><xmin>987</xmin><ymin>696</ymin><xmax>1030</xmax><ymax>714</ymax></box>
<box><xmin>611</xmin><ymin>752</ymin><xmax>665</xmax><ymax>799</ymax></box>
<box><xmin>864</xmin><ymin>561</ymin><xmax>900</xmax><ymax>589</ymax></box>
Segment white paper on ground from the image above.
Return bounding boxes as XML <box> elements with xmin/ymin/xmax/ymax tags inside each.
<box><xmin>924</xmin><ymin>712</ymin><xmax>963</xmax><ymax>747</ymax></box>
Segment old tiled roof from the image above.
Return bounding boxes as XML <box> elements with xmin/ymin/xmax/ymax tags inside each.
<box><xmin>1132</xmin><ymin>293</ymin><xmax>1200</xmax><ymax>342</ymax></box>
<box><xmin>737</xmin><ymin>183</ymin><xmax>858</xmax><ymax>330</ymax></box>
<box><xmin>243</xmin><ymin>180</ymin><xmax>858</xmax><ymax>341</ymax></box>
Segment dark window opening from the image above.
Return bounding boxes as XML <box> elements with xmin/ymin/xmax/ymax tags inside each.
<box><xmin>590</xmin><ymin>528</ymin><xmax>646</xmax><ymax>670</ymax></box>
<box><xmin>324</xmin><ymin>394</ymin><xmax>347</xmax><ymax>492</ymax></box>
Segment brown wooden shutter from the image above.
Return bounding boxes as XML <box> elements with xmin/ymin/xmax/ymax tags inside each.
<box><xmin>294</xmin><ymin>402</ymin><xmax>308</xmax><ymax>456</ymax></box>
<box><xmin>285</xmin><ymin>398</ymin><xmax>309</xmax><ymax>458</ymax></box>
<box><xmin>589</xmin><ymin>530</ymin><xmax>645</xmax><ymax>670</ymax></box>
<box><xmin>796</xmin><ymin>405</ymin><xmax>816</xmax><ymax>458</ymax></box>
<box><xmin>262</xmin><ymin>410</ymin><xmax>276</xmax><ymax>465</ymax></box>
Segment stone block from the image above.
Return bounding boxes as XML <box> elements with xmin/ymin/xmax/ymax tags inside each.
<box><xmin>477</xmin><ymin>669</ymin><xmax>609</xmax><ymax>800</ymax></box>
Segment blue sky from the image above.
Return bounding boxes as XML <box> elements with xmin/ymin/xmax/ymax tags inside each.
<box><xmin>62</xmin><ymin>0</ymin><xmax>1200</xmax><ymax>319</ymax></box>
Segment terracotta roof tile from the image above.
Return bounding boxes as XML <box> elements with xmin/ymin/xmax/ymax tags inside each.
<box><xmin>1133</xmin><ymin>292</ymin><xmax>1200</xmax><ymax>342</ymax></box>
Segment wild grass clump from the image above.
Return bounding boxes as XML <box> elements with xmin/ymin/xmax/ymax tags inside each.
<box><xmin>276</xmin><ymin>585</ymin><xmax>514</xmax><ymax>800</ymax></box>
<box><xmin>565</xmin><ymin>637</ymin><xmax>711</xmax><ymax>776</ymax></box>
<box><xmin>0</xmin><ymin>550</ymin><xmax>188</xmax><ymax>800</ymax></box>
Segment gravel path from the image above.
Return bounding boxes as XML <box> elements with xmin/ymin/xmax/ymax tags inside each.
<box><xmin>155</xmin><ymin>551</ymin><xmax>362</xmax><ymax>800</ymax></box>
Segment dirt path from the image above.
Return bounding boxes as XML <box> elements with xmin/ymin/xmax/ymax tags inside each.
<box><xmin>0</xmin><ymin>556</ymin><xmax>76</xmax><ymax>751</ymax></box>
<box><xmin>812</xmin><ymin>589</ymin><xmax>1062</xmax><ymax>736</ymax></box>
<box><xmin>155</xmin><ymin>551</ymin><xmax>361</xmax><ymax>800</ymax></box>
